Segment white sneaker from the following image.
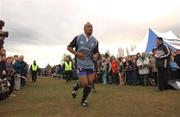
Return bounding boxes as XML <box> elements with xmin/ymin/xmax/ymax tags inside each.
<box><xmin>72</xmin><ymin>90</ymin><xmax>77</xmax><ymax>99</ymax></box>
<box><xmin>10</xmin><ymin>94</ymin><xmax>16</xmax><ymax>97</ymax></box>
<box><xmin>81</xmin><ymin>100</ymin><xmax>88</xmax><ymax>107</ymax></box>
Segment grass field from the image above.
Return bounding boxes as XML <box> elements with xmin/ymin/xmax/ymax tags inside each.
<box><xmin>0</xmin><ymin>77</ymin><xmax>180</xmax><ymax>117</ymax></box>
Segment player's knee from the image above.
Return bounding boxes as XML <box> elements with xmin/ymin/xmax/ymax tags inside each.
<box><xmin>80</xmin><ymin>82</ymin><xmax>88</xmax><ymax>88</ymax></box>
<box><xmin>81</xmin><ymin>84</ymin><xmax>87</xmax><ymax>88</ymax></box>
<box><xmin>88</xmin><ymin>81</ymin><xmax>93</xmax><ymax>86</ymax></box>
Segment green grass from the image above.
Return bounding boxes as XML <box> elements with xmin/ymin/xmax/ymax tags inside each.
<box><xmin>0</xmin><ymin>77</ymin><xmax>180</xmax><ymax>117</ymax></box>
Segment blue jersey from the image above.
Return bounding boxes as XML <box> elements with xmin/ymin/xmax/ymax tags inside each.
<box><xmin>68</xmin><ymin>34</ymin><xmax>99</xmax><ymax>69</ymax></box>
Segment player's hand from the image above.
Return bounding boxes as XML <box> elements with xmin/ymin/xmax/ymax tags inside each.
<box><xmin>93</xmin><ymin>53</ymin><xmax>99</xmax><ymax>61</ymax></box>
<box><xmin>75</xmin><ymin>52</ymin><xmax>85</xmax><ymax>60</ymax></box>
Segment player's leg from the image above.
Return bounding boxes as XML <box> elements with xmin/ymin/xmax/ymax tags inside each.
<box><xmin>80</xmin><ymin>71</ymin><xmax>96</xmax><ymax>106</ymax></box>
<box><xmin>72</xmin><ymin>70</ymin><xmax>88</xmax><ymax>99</ymax></box>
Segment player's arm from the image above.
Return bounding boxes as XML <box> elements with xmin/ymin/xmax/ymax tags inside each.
<box><xmin>67</xmin><ymin>36</ymin><xmax>77</xmax><ymax>55</ymax></box>
<box><xmin>67</xmin><ymin>36</ymin><xmax>85</xmax><ymax>59</ymax></box>
<box><xmin>159</xmin><ymin>45</ymin><xmax>170</xmax><ymax>59</ymax></box>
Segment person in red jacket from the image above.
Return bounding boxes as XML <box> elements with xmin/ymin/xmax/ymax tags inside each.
<box><xmin>111</xmin><ymin>57</ymin><xmax>119</xmax><ymax>84</ymax></box>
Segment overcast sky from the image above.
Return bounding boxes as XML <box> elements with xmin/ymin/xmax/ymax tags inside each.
<box><xmin>0</xmin><ymin>0</ymin><xmax>180</xmax><ymax>67</ymax></box>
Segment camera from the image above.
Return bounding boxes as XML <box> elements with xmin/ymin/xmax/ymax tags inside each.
<box><xmin>0</xmin><ymin>20</ymin><xmax>8</xmax><ymax>49</ymax></box>
<box><xmin>0</xmin><ymin>31</ymin><xmax>9</xmax><ymax>38</ymax></box>
<box><xmin>0</xmin><ymin>20</ymin><xmax>8</xmax><ymax>38</ymax></box>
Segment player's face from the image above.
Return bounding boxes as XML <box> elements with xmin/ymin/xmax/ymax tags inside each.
<box><xmin>84</xmin><ymin>24</ymin><xmax>93</xmax><ymax>36</ymax></box>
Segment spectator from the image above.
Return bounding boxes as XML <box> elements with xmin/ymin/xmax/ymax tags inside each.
<box><xmin>0</xmin><ymin>20</ymin><xmax>7</xmax><ymax>49</ymax></box>
<box><xmin>137</xmin><ymin>53</ymin><xmax>150</xmax><ymax>86</ymax></box>
<box><xmin>96</xmin><ymin>60</ymin><xmax>102</xmax><ymax>83</ymax></box>
<box><xmin>62</xmin><ymin>56</ymin><xmax>73</xmax><ymax>83</ymax></box>
<box><xmin>131</xmin><ymin>57</ymin><xmax>139</xmax><ymax>85</ymax></box>
<box><xmin>106</xmin><ymin>58</ymin><xmax>112</xmax><ymax>84</ymax></box>
<box><xmin>125</xmin><ymin>56</ymin><xmax>133</xmax><ymax>85</ymax></box>
<box><xmin>155</xmin><ymin>37</ymin><xmax>170</xmax><ymax>91</ymax></box>
<box><xmin>13</xmin><ymin>55</ymin><xmax>20</xmax><ymax>90</ymax></box>
<box><xmin>101</xmin><ymin>59</ymin><xmax>108</xmax><ymax>84</ymax></box>
<box><xmin>30</xmin><ymin>60</ymin><xmax>39</xmax><ymax>83</ymax></box>
<box><xmin>174</xmin><ymin>49</ymin><xmax>180</xmax><ymax>79</ymax></box>
<box><xmin>149</xmin><ymin>49</ymin><xmax>158</xmax><ymax>85</ymax></box>
<box><xmin>0</xmin><ymin>55</ymin><xmax>6</xmax><ymax>79</ymax></box>
<box><xmin>0</xmin><ymin>54</ymin><xmax>7</xmax><ymax>101</ymax></box>
<box><xmin>111</xmin><ymin>57</ymin><xmax>119</xmax><ymax>85</ymax></box>
<box><xmin>13</xmin><ymin>55</ymin><xmax>27</xmax><ymax>89</ymax></box>
<box><xmin>170</xmin><ymin>53</ymin><xmax>179</xmax><ymax>80</ymax></box>
<box><xmin>118</xmin><ymin>57</ymin><xmax>125</xmax><ymax>85</ymax></box>
<box><xmin>5</xmin><ymin>56</ymin><xmax>16</xmax><ymax>97</ymax></box>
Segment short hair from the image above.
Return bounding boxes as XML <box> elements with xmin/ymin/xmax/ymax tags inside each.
<box><xmin>14</xmin><ymin>55</ymin><xmax>19</xmax><ymax>57</ymax></box>
<box><xmin>176</xmin><ymin>49</ymin><xmax>180</xmax><ymax>52</ymax></box>
<box><xmin>152</xmin><ymin>48</ymin><xmax>157</xmax><ymax>52</ymax></box>
<box><xmin>156</xmin><ymin>37</ymin><xmax>163</xmax><ymax>42</ymax></box>
<box><xmin>84</xmin><ymin>22</ymin><xmax>92</xmax><ymax>28</ymax></box>
<box><xmin>0</xmin><ymin>20</ymin><xmax>5</xmax><ymax>27</ymax></box>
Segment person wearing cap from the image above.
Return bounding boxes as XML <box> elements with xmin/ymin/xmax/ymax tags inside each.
<box><xmin>155</xmin><ymin>37</ymin><xmax>170</xmax><ymax>91</ymax></box>
<box><xmin>30</xmin><ymin>60</ymin><xmax>39</xmax><ymax>83</ymax></box>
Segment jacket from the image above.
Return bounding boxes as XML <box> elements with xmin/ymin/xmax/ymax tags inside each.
<box><xmin>155</xmin><ymin>43</ymin><xmax>170</xmax><ymax>68</ymax></box>
<box><xmin>137</xmin><ymin>57</ymin><xmax>150</xmax><ymax>75</ymax></box>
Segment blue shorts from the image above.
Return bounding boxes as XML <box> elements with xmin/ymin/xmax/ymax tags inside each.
<box><xmin>77</xmin><ymin>69</ymin><xmax>95</xmax><ymax>77</ymax></box>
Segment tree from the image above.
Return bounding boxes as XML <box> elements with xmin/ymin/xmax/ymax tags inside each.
<box><xmin>126</xmin><ymin>47</ymin><xmax>129</xmax><ymax>56</ymax></box>
<box><xmin>131</xmin><ymin>45</ymin><xmax>134</xmax><ymax>52</ymax></box>
<box><xmin>118</xmin><ymin>47</ymin><xmax>124</xmax><ymax>57</ymax></box>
